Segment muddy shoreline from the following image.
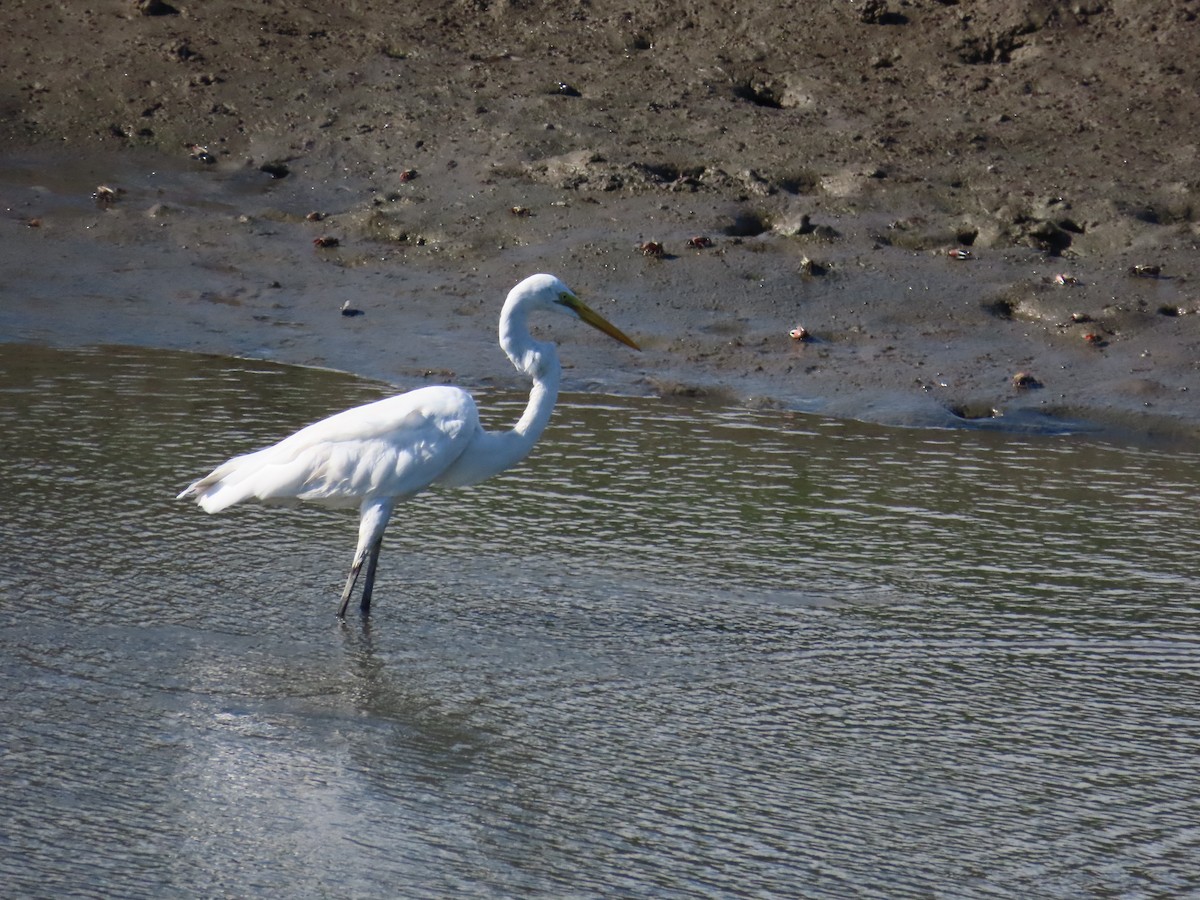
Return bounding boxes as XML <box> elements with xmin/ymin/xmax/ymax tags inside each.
<box><xmin>2</xmin><ymin>1</ymin><xmax>1198</xmax><ymax>443</ymax></box>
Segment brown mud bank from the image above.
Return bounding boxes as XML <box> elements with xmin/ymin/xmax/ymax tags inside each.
<box><xmin>2</xmin><ymin>1</ymin><xmax>1198</xmax><ymax>442</ymax></box>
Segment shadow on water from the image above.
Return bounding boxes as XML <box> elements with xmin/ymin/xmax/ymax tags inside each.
<box><xmin>2</xmin><ymin>343</ymin><xmax>1199</xmax><ymax>898</ymax></box>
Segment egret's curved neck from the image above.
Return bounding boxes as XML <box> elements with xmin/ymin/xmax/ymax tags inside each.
<box><xmin>499</xmin><ymin>303</ymin><xmax>562</xmax><ymax>457</ymax></box>
<box><xmin>499</xmin><ymin>300</ymin><xmax>543</xmax><ymax>377</ymax></box>
<box><xmin>436</xmin><ymin>297</ymin><xmax>563</xmax><ymax>488</ymax></box>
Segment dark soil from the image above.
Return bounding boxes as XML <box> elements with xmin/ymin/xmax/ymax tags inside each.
<box><xmin>3</xmin><ymin>0</ymin><xmax>1198</xmax><ymax>441</ymax></box>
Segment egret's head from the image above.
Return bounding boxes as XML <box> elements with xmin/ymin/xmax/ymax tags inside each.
<box><xmin>512</xmin><ymin>273</ymin><xmax>640</xmax><ymax>350</ymax></box>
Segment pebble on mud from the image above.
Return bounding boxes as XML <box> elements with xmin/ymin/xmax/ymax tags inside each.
<box><xmin>799</xmin><ymin>256</ymin><xmax>827</xmax><ymax>276</ymax></box>
<box><xmin>259</xmin><ymin>161</ymin><xmax>290</xmax><ymax>179</ymax></box>
<box><xmin>187</xmin><ymin>144</ymin><xmax>216</xmax><ymax>164</ymax></box>
<box><xmin>93</xmin><ymin>185</ymin><xmax>122</xmax><ymax>207</ymax></box>
<box><xmin>137</xmin><ymin>0</ymin><xmax>179</xmax><ymax>15</ymax></box>
<box><xmin>859</xmin><ymin>0</ymin><xmax>906</xmax><ymax>25</ymax></box>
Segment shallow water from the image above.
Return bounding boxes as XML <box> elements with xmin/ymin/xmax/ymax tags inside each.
<box><xmin>1</xmin><ymin>343</ymin><xmax>1198</xmax><ymax>898</ymax></box>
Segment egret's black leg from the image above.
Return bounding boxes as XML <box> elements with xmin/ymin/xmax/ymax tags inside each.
<box><xmin>340</xmin><ymin>498</ymin><xmax>393</xmax><ymax>619</ymax></box>
<box><xmin>337</xmin><ymin>553</ymin><xmax>365</xmax><ymax>619</ymax></box>
<box><xmin>359</xmin><ymin>538</ymin><xmax>383</xmax><ymax>614</ymax></box>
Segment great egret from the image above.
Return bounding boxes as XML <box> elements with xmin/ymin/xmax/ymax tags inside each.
<box><xmin>178</xmin><ymin>274</ymin><xmax>640</xmax><ymax>618</ymax></box>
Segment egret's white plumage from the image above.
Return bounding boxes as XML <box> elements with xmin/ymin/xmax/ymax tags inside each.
<box><xmin>178</xmin><ymin>274</ymin><xmax>639</xmax><ymax>617</ymax></box>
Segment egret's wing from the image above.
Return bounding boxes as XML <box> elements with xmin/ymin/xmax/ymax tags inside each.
<box><xmin>181</xmin><ymin>386</ymin><xmax>480</xmax><ymax>512</ymax></box>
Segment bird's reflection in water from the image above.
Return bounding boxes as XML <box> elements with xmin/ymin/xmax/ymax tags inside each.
<box><xmin>333</xmin><ymin>616</ymin><xmax>495</xmax><ymax>795</ymax></box>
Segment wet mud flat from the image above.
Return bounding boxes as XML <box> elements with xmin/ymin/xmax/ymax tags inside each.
<box><xmin>2</xmin><ymin>1</ymin><xmax>1199</xmax><ymax>442</ymax></box>
<box><xmin>2</xmin><ymin>147</ymin><xmax>1197</xmax><ymax>445</ymax></box>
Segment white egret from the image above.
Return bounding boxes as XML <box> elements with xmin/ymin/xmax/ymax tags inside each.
<box><xmin>178</xmin><ymin>274</ymin><xmax>640</xmax><ymax>618</ymax></box>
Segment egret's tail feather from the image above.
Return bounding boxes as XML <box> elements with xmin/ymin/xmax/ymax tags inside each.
<box><xmin>177</xmin><ymin>445</ymin><xmax>326</xmax><ymax>513</ymax></box>
<box><xmin>176</xmin><ymin>477</ymin><xmax>243</xmax><ymax>513</ymax></box>
<box><xmin>176</xmin><ymin>449</ymin><xmax>265</xmax><ymax>513</ymax></box>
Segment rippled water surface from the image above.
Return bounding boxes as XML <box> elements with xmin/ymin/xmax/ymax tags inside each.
<box><xmin>2</xmin><ymin>344</ymin><xmax>1198</xmax><ymax>898</ymax></box>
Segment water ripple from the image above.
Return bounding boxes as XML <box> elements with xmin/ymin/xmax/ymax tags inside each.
<box><xmin>2</xmin><ymin>344</ymin><xmax>1198</xmax><ymax>898</ymax></box>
